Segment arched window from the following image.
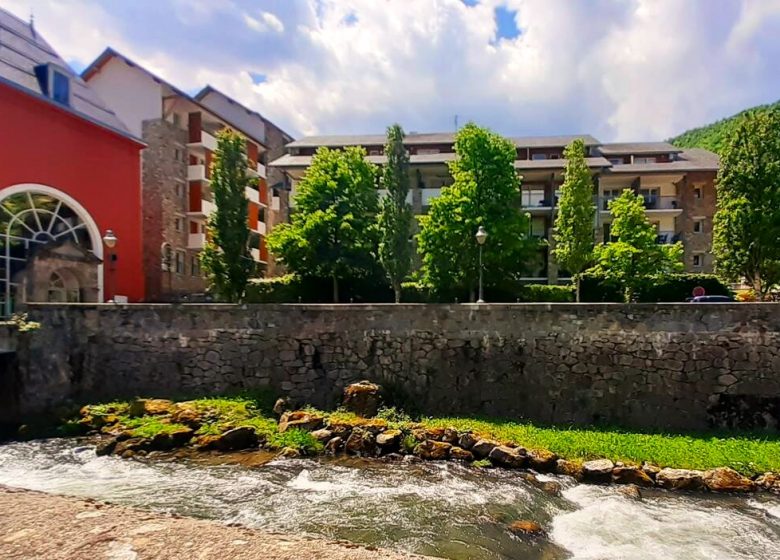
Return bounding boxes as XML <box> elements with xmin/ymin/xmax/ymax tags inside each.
<box><xmin>47</xmin><ymin>272</ymin><xmax>66</xmax><ymax>302</ymax></box>
<box><xmin>1</xmin><ymin>189</ymin><xmax>97</xmax><ymax>314</ymax></box>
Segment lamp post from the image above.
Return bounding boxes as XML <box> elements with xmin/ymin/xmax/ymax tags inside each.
<box><xmin>102</xmin><ymin>229</ymin><xmax>118</xmax><ymax>303</ymax></box>
<box><xmin>475</xmin><ymin>225</ymin><xmax>487</xmax><ymax>304</ymax></box>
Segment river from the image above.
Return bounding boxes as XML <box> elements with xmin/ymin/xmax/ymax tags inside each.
<box><xmin>0</xmin><ymin>439</ymin><xmax>779</xmax><ymax>559</ymax></box>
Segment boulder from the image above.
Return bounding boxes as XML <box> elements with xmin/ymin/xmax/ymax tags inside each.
<box><xmin>508</xmin><ymin>520</ymin><xmax>545</xmax><ymax>536</ymax></box>
<box><xmin>458</xmin><ymin>432</ymin><xmax>478</xmax><ymax>450</ymax></box>
<box><xmin>442</xmin><ymin>427</ymin><xmax>459</xmax><ymax>444</ymax></box>
<box><xmin>471</xmin><ymin>439</ymin><xmax>500</xmax><ymax>459</ymax></box>
<box><xmin>311</xmin><ymin>429</ymin><xmax>333</xmax><ymax>442</ymax></box>
<box><xmin>528</xmin><ymin>449</ymin><xmax>558</xmax><ymax>472</ymax></box>
<box><xmin>539</xmin><ymin>481</ymin><xmax>562</xmax><ymax>497</ymax></box>
<box><xmin>450</xmin><ymin>446</ymin><xmax>474</xmax><ymax>462</ymax></box>
<box><xmin>326</xmin><ymin>421</ymin><xmax>353</xmax><ymax>439</ymax></box>
<box><xmin>702</xmin><ymin>467</ymin><xmax>756</xmax><ymax>493</ymax></box>
<box><xmin>756</xmin><ymin>472</ymin><xmax>780</xmax><ymax>494</ymax></box>
<box><xmin>342</xmin><ymin>380</ymin><xmax>382</xmax><ymax>417</ymax></box>
<box><xmin>345</xmin><ymin>428</ymin><xmax>377</xmax><ymax>456</ymax></box>
<box><xmin>114</xmin><ymin>437</ymin><xmax>147</xmax><ymax>456</ymax></box>
<box><xmin>618</xmin><ymin>484</ymin><xmax>643</xmax><ymax>500</ymax></box>
<box><xmin>198</xmin><ymin>426</ymin><xmax>258</xmax><ymax>451</ymax></box>
<box><xmin>414</xmin><ymin>440</ymin><xmax>452</xmax><ymax>460</ymax></box>
<box><xmin>612</xmin><ymin>466</ymin><xmax>654</xmax><ymax>487</ymax></box>
<box><xmin>148</xmin><ymin>427</ymin><xmax>194</xmax><ymax>451</ymax></box>
<box><xmin>324</xmin><ymin>436</ymin><xmax>343</xmax><ymax>455</ymax></box>
<box><xmin>128</xmin><ymin>398</ymin><xmax>174</xmax><ymax>417</ymax></box>
<box><xmin>95</xmin><ymin>437</ymin><xmax>117</xmax><ymax>457</ymax></box>
<box><xmin>641</xmin><ymin>462</ymin><xmax>661</xmax><ymax>479</ymax></box>
<box><xmin>170</xmin><ymin>403</ymin><xmax>204</xmax><ymax>428</ymax></box>
<box><xmin>556</xmin><ymin>459</ymin><xmax>584</xmax><ymax>481</ymax></box>
<box><xmin>278</xmin><ymin>411</ymin><xmax>325</xmax><ymax>433</ymax></box>
<box><xmin>655</xmin><ymin>468</ymin><xmax>704</xmax><ymax>491</ymax></box>
<box><xmin>488</xmin><ymin>445</ymin><xmax>526</xmax><ymax>468</ymax></box>
<box><xmin>273</xmin><ymin>397</ymin><xmax>293</xmax><ymax>417</ymax></box>
<box><xmin>424</xmin><ymin>427</ymin><xmax>445</xmax><ymax>441</ymax></box>
<box><xmin>376</xmin><ymin>429</ymin><xmax>402</xmax><ymax>448</ymax></box>
<box><xmin>279</xmin><ymin>447</ymin><xmax>301</xmax><ymax>458</ymax></box>
<box><xmin>582</xmin><ymin>459</ymin><xmax>614</xmax><ymax>483</ymax></box>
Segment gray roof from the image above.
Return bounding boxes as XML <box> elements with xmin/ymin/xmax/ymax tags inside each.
<box><xmin>269</xmin><ymin>152</ymin><xmax>457</xmax><ymax>168</ymax></box>
<box><xmin>598</xmin><ymin>142</ymin><xmax>682</xmax><ymax>156</ymax></box>
<box><xmin>515</xmin><ymin>156</ymin><xmax>611</xmax><ymax>170</ymax></box>
<box><xmin>0</xmin><ymin>7</ymin><xmax>137</xmax><ymax>142</ymax></box>
<box><xmin>608</xmin><ymin>149</ymin><xmax>719</xmax><ymax>174</ymax></box>
<box><xmin>288</xmin><ymin>132</ymin><xmax>600</xmax><ymax>150</ymax></box>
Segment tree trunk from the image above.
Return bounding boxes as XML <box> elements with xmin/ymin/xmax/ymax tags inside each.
<box><xmin>393</xmin><ymin>282</ymin><xmax>401</xmax><ymax>304</ymax></box>
<box><xmin>332</xmin><ymin>275</ymin><xmax>339</xmax><ymax>303</ymax></box>
<box><xmin>575</xmin><ymin>276</ymin><xmax>581</xmax><ymax>303</ymax></box>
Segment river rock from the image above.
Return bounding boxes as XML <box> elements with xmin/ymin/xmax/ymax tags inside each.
<box><xmin>278</xmin><ymin>411</ymin><xmax>324</xmax><ymax>433</ymax></box>
<box><xmin>450</xmin><ymin>446</ymin><xmax>474</xmax><ymax>462</ymax></box>
<box><xmin>612</xmin><ymin>466</ymin><xmax>654</xmax><ymax>487</ymax></box>
<box><xmin>458</xmin><ymin>432</ymin><xmax>478</xmax><ymax>450</ymax></box>
<box><xmin>528</xmin><ymin>449</ymin><xmax>558</xmax><ymax>472</ymax></box>
<box><xmin>148</xmin><ymin>427</ymin><xmax>194</xmax><ymax>451</ymax></box>
<box><xmin>582</xmin><ymin>459</ymin><xmax>614</xmax><ymax>482</ymax></box>
<box><xmin>198</xmin><ymin>426</ymin><xmax>258</xmax><ymax>451</ymax></box>
<box><xmin>414</xmin><ymin>440</ymin><xmax>451</xmax><ymax>460</ymax></box>
<box><xmin>702</xmin><ymin>467</ymin><xmax>756</xmax><ymax>493</ymax></box>
<box><xmin>425</xmin><ymin>427</ymin><xmax>446</xmax><ymax>441</ymax></box>
<box><xmin>471</xmin><ymin>439</ymin><xmax>499</xmax><ymax>459</ymax></box>
<box><xmin>272</xmin><ymin>397</ymin><xmax>293</xmax><ymax>417</ymax></box>
<box><xmin>279</xmin><ymin>447</ymin><xmax>301</xmax><ymax>458</ymax></box>
<box><xmin>326</xmin><ymin>421</ymin><xmax>353</xmax><ymax>439</ymax></box>
<box><xmin>641</xmin><ymin>462</ymin><xmax>661</xmax><ymax>479</ymax></box>
<box><xmin>345</xmin><ymin>428</ymin><xmax>377</xmax><ymax>456</ymax></box>
<box><xmin>488</xmin><ymin>445</ymin><xmax>526</xmax><ymax>468</ymax></box>
<box><xmin>311</xmin><ymin>429</ymin><xmax>333</xmax><ymax>442</ymax></box>
<box><xmin>556</xmin><ymin>459</ymin><xmax>584</xmax><ymax>481</ymax></box>
<box><xmin>114</xmin><ymin>437</ymin><xmax>147</xmax><ymax>456</ymax></box>
<box><xmin>442</xmin><ymin>427</ymin><xmax>459</xmax><ymax>444</ymax></box>
<box><xmin>95</xmin><ymin>437</ymin><xmax>117</xmax><ymax>456</ymax></box>
<box><xmin>756</xmin><ymin>472</ymin><xmax>780</xmax><ymax>493</ymax></box>
<box><xmin>618</xmin><ymin>484</ymin><xmax>643</xmax><ymax>500</ymax></box>
<box><xmin>539</xmin><ymin>481</ymin><xmax>563</xmax><ymax>497</ymax></box>
<box><xmin>655</xmin><ymin>468</ymin><xmax>704</xmax><ymax>490</ymax></box>
<box><xmin>376</xmin><ymin>429</ymin><xmax>402</xmax><ymax>448</ymax></box>
<box><xmin>508</xmin><ymin>520</ymin><xmax>545</xmax><ymax>536</ymax></box>
<box><xmin>324</xmin><ymin>436</ymin><xmax>343</xmax><ymax>455</ymax></box>
<box><xmin>342</xmin><ymin>380</ymin><xmax>382</xmax><ymax>417</ymax></box>
<box><xmin>169</xmin><ymin>403</ymin><xmax>204</xmax><ymax>428</ymax></box>
<box><xmin>128</xmin><ymin>398</ymin><xmax>174</xmax><ymax>417</ymax></box>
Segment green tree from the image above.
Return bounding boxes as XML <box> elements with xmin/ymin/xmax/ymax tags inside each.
<box><xmin>552</xmin><ymin>139</ymin><xmax>595</xmax><ymax>302</ymax></box>
<box><xmin>267</xmin><ymin>146</ymin><xmax>379</xmax><ymax>302</ymax></box>
<box><xmin>417</xmin><ymin>123</ymin><xmax>536</xmax><ymax>299</ymax></box>
<box><xmin>713</xmin><ymin>110</ymin><xmax>780</xmax><ymax>300</ymax></box>
<box><xmin>378</xmin><ymin>124</ymin><xmax>414</xmax><ymax>303</ymax></box>
<box><xmin>589</xmin><ymin>190</ymin><xmax>683</xmax><ymax>302</ymax></box>
<box><xmin>200</xmin><ymin>130</ymin><xmax>253</xmax><ymax>303</ymax></box>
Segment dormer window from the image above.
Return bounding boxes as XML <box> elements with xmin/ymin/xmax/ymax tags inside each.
<box><xmin>34</xmin><ymin>64</ymin><xmax>71</xmax><ymax>106</ymax></box>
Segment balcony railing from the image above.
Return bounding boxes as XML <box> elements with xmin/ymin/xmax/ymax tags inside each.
<box><xmin>188</xmin><ymin>232</ymin><xmax>205</xmax><ymax>250</ymax></box>
<box><xmin>187</xmin><ymin>164</ymin><xmax>210</xmax><ymax>182</ymax></box>
<box><xmin>600</xmin><ymin>195</ymin><xmax>680</xmax><ymax>211</ymax></box>
<box><xmin>187</xmin><ymin>129</ymin><xmax>217</xmax><ymax>152</ymax></box>
<box><xmin>656</xmin><ymin>231</ymin><xmax>680</xmax><ymax>244</ymax></box>
<box><xmin>245</xmin><ymin>186</ymin><xmax>259</xmax><ymax>204</ymax></box>
<box><xmin>257</xmin><ymin>162</ymin><xmax>267</xmax><ymax>178</ymax></box>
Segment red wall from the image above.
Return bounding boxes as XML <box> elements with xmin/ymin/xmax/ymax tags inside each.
<box><xmin>0</xmin><ymin>84</ymin><xmax>145</xmax><ymax>301</ymax></box>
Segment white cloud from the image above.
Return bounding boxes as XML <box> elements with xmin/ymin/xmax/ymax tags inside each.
<box><xmin>244</xmin><ymin>10</ymin><xmax>285</xmax><ymax>34</ymax></box>
<box><xmin>4</xmin><ymin>0</ymin><xmax>780</xmax><ymax>141</ymax></box>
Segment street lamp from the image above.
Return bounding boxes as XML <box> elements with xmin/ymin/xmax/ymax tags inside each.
<box><xmin>102</xmin><ymin>229</ymin><xmax>118</xmax><ymax>303</ymax></box>
<box><xmin>475</xmin><ymin>225</ymin><xmax>487</xmax><ymax>304</ymax></box>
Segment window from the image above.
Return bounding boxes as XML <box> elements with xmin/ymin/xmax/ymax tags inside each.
<box><xmin>693</xmin><ymin>254</ymin><xmax>703</xmax><ymax>268</ymax></box>
<box><xmin>52</xmin><ymin>70</ymin><xmax>70</xmax><ymax>105</ymax></box>
<box><xmin>175</xmin><ymin>182</ymin><xmax>187</xmax><ymax>199</ymax></box>
<box><xmin>634</xmin><ymin>156</ymin><xmax>657</xmax><ymax>164</ymax></box>
<box><xmin>191</xmin><ymin>256</ymin><xmax>200</xmax><ymax>277</ymax></box>
<box><xmin>175</xmin><ymin>251</ymin><xmax>185</xmax><ymax>274</ymax></box>
<box><xmin>161</xmin><ymin>243</ymin><xmax>173</xmax><ymax>271</ymax></box>
<box><xmin>172</xmin><ymin>113</ymin><xmax>182</xmax><ymax>128</ymax></box>
<box><xmin>608</xmin><ymin>158</ymin><xmax>624</xmax><ymax>166</ymax></box>
<box><xmin>531</xmin><ymin>153</ymin><xmax>547</xmax><ymax>160</ymax></box>
<box><xmin>259</xmin><ymin>207</ymin><xmax>266</xmax><ymax>222</ymax></box>
<box><xmin>694</xmin><ymin>187</ymin><xmax>702</xmax><ymax>199</ymax></box>
<box><xmin>693</xmin><ymin>218</ymin><xmax>704</xmax><ymax>234</ymax></box>
<box><xmin>174</xmin><ymin>217</ymin><xmax>184</xmax><ymax>232</ymax></box>
<box><xmin>417</xmin><ymin>148</ymin><xmax>440</xmax><ymax>155</ymax></box>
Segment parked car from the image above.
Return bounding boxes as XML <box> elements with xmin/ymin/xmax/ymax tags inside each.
<box><xmin>690</xmin><ymin>295</ymin><xmax>735</xmax><ymax>303</ymax></box>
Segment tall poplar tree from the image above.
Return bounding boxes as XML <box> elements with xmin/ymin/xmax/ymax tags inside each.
<box><xmin>553</xmin><ymin>139</ymin><xmax>595</xmax><ymax>302</ymax></box>
<box><xmin>200</xmin><ymin>130</ymin><xmax>253</xmax><ymax>303</ymax></box>
<box><xmin>713</xmin><ymin>109</ymin><xmax>780</xmax><ymax>300</ymax></box>
<box><xmin>378</xmin><ymin>124</ymin><xmax>413</xmax><ymax>303</ymax></box>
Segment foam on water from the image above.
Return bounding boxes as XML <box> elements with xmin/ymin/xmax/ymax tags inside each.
<box><xmin>1</xmin><ymin>439</ymin><xmax>779</xmax><ymax>560</ymax></box>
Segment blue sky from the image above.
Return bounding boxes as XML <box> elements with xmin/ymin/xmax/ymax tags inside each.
<box><xmin>5</xmin><ymin>0</ymin><xmax>780</xmax><ymax>141</ymax></box>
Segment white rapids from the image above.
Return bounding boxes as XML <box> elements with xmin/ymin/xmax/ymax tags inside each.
<box><xmin>0</xmin><ymin>439</ymin><xmax>778</xmax><ymax>560</ymax></box>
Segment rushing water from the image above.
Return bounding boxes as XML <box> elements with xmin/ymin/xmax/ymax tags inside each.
<box><xmin>1</xmin><ymin>439</ymin><xmax>779</xmax><ymax>560</ymax></box>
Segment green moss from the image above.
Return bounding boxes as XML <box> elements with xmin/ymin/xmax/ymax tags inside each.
<box><xmin>266</xmin><ymin>428</ymin><xmax>323</xmax><ymax>454</ymax></box>
<box><xmin>85</xmin><ymin>401</ymin><xmax>131</xmax><ymax>417</ymax></box>
<box><xmin>122</xmin><ymin>416</ymin><xmax>189</xmax><ymax>438</ymax></box>
<box><xmin>472</xmin><ymin>458</ymin><xmax>492</xmax><ymax>468</ymax></box>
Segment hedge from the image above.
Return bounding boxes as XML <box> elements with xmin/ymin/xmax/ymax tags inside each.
<box><xmin>579</xmin><ymin>272</ymin><xmax>732</xmax><ymax>303</ymax></box>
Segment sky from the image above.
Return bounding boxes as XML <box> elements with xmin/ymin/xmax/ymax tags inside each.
<box><xmin>4</xmin><ymin>0</ymin><xmax>780</xmax><ymax>141</ymax></box>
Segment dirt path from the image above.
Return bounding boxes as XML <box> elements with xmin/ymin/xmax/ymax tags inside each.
<box><xmin>0</xmin><ymin>485</ymin><xmax>434</xmax><ymax>560</ymax></box>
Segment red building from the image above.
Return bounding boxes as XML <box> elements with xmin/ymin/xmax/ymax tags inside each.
<box><xmin>0</xmin><ymin>9</ymin><xmax>144</xmax><ymax>313</ymax></box>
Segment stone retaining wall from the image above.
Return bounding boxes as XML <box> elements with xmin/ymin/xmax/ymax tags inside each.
<box><xmin>4</xmin><ymin>303</ymin><xmax>780</xmax><ymax>431</ymax></box>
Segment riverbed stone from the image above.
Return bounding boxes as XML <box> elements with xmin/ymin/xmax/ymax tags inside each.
<box><xmin>449</xmin><ymin>446</ymin><xmax>474</xmax><ymax>462</ymax></box>
<box><xmin>702</xmin><ymin>467</ymin><xmax>756</xmax><ymax>493</ymax></box>
<box><xmin>278</xmin><ymin>411</ymin><xmax>324</xmax><ymax>433</ymax></box>
<box><xmin>170</xmin><ymin>402</ymin><xmax>204</xmax><ymax>428</ymax></box>
<box><xmin>342</xmin><ymin>380</ymin><xmax>381</xmax><ymax>417</ymax></box>
<box><xmin>311</xmin><ymin>429</ymin><xmax>333</xmax><ymax>442</ymax></box>
<box><xmin>424</xmin><ymin>427</ymin><xmax>446</xmax><ymax>441</ymax></box>
<box><xmin>555</xmin><ymin>459</ymin><xmax>584</xmax><ymax>481</ymax></box>
<box><xmin>618</xmin><ymin>484</ymin><xmax>643</xmax><ymax>500</ymax></box>
<box><xmin>755</xmin><ymin>472</ymin><xmax>780</xmax><ymax>493</ymax></box>
<box><xmin>272</xmin><ymin>397</ymin><xmax>293</xmax><ymax>417</ymax></box>
<box><xmin>95</xmin><ymin>437</ymin><xmax>117</xmax><ymax>456</ymax></box>
<box><xmin>113</xmin><ymin>437</ymin><xmax>147</xmax><ymax>456</ymax></box>
<box><xmin>345</xmin><ymin>428</ymin><xmax>377</xmax><ymax>456</ymax></box>
<box><xmin>128</xmin><ymin>398</ymin><xmax>174</xmax><ymax>417</ymax></box>
<box><xmin>442</xmin><ymin>427</ymin><xmax>459</xmax><ymax>444</ymax></box>
<box><xmin>612</xmin><ymin>466</ymin><xmax>654</xmax><ymax>487</ymax></box>
<box><xmin>508</xmin><ymin>520</ymin><xmax>545</xmax><ymax>536</ymax></box>
<box><xmin>655</xmin><ymin>468</ymin><xmax>704</xmax><ymax>490</ymax></box>
<box><xmin>528</xmin><ymin>449</ymin><xmax>558</xmax><ymax>472</ymax></box>
<box><xmin>641</xmin><ymin>462</ymin><xmax>661</xmax><ymax>479</ymax></box>
<box><xmin>471</xmin><ymin>439</ymin><xmax>500</xmax><ymax>458</ymax></box>
<box><xmin>149</xmin><ymin>427</ymin><xmax>194</xmax><ymax>451</ymax></box>
<box><xmin>376</xmin><ymin>429</ymin><xmax>402</xmax><ymax>448</ymax></box>
<box><xmin>458</xmin><ymin>432</ymin><xmax>478</xmax><ymax>450</ymax></box>
<box><xmin>538</xmin><ymin>481</ymin><xmax>563</xmax><ymax>497</ymax></box>
<box><xmin>324</xmin><ymin>436</ymin><xmax>343</xmax><ymax>455</ymax></box>
<box><xmin>582</xmin><ymin>459</ymin><xmax>615</xmax><ymax>482</ymax></box>
<box><xmin>488</xmin><ymin>445</ymin><xmax>526</xmax><ymax>468</ymax></box>
<box><xmin>414</xmin><ymin>440</ymin><xmax>452</xmax><ymax>460</ymax></box>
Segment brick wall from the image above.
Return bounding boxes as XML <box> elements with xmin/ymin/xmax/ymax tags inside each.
<box><xmin>678</xmin><ymin>171</ymin><xmax>717</xmax><ymax>273</ymax></box>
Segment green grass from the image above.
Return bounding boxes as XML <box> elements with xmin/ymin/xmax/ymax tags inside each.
<box><xmin>84</xmin><ymin>401</ymin><xmax>130</xmax><ymax>417</ymax></box>
<box><xmin>121</xmin><ymin>416</ymin><xmax>189</xmax><ymax>438</ymax></box>
<box><xmin>422</xmin><ymin>417</ymin><xmax>780</xmax><ymax>476</ymax></box>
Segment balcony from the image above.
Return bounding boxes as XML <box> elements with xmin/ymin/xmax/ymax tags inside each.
<box><xmin>600</xmin><ymin>195</ymin><xmax>681</xmax><ymax>214</ymax></box>
<box><xmin>520</xmin><ymin>190</ymin><xmax>553</xmax><ymax>212</ymax></box>
<box><xmin>188</xmin><ymin>198</ymin><xmax>216</xmax><ymax>218</ymax></box>
<box><xmin>186</xmin><ymin>129</ymin><xmax>217</xmax><ymax>154</ymax></box>
<box><xmin>272</xmin><ymin>195</ymin><xmax>281</xmax><ymax>211</ymax></box>
<box><xmin>188</xmin><ymin>232</ymin><xmax>205</xmax><ymax>250</ymax></box>
<box><xmin>250</xmin><ymin>248</ymin><xmax>262</xmax><ymax>262</ymax></box>
<box><xmin>656</xmin><ymin>231</ymin><xmax>680</xmax><ymax>244</ymax></box>
<box><xmin>187</xmin><ymin>164</ymin><xmax>210</xmax><ymax>183</ymax></box>
<box><xmin>245</xmin><ymin>186</ymin><xmax>259</xmax><ymax>204</ymax></box>
<box><xmin>257</xmin><ymin>162</ymin><xmax>267</xmax><ymax>178</ymax></box>
<box><xmin>255</xmin><ymin>221</ymin><xmax>267</xmax><ymax>235</ymax></box>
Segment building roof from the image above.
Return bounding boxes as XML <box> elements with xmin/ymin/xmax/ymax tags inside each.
<box><xmin>0</xmin><ymin>7</ymin><xmax>139</xmax><ymax>143</ymax></box>
<box><xmin>598</xmin><ymin>142</ymin><xmax>682</xmax><ymax>156</ymax></box>
<box><xmin>515</xmin><ymin>156</ymin><xmax>612</xmax><ymax>170</ymax></box>
<box><xmin>607</xmin><ymin>148</ymin><xmax>719</xmax><ymax>174</ymax></box>
<box><xmin>511</xmin><ymin>134</ymin><xmax>600</xmax><ymax>148</ymax></box>
<box><xmin>269</xmin><ymin>152</ymin><xmax>458</xmax><ymax>168</ymax></box>
<box><xmin>82</xmin><ymin>48</ymin><xmax>267</xmax><ymax>148</ymax></box>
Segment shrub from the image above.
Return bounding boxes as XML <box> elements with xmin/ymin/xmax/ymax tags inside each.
<box><xmin>517</xmin><ymin>284</ymin><xmax>574</xmax><ymax>303</ymax></box>
<box><xmin>580</xmin><ymin>272</ymin><xmax>731</xmax><ymax>303</ymax></box>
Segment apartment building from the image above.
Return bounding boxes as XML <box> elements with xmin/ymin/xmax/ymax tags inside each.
<box><xmin>82</xmin><ymin>49</ymin><xmax>292</xmax><ymax>300</ymax></box>
<box><xmin>270</xmin><ymin>133</ymin><xmax>719</xmax><ymax>282</ymax></box>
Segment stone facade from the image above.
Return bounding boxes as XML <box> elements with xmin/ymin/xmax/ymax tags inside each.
<box><xmin>5</xmin><ymin>303</ymin><xmax>780</xmax><ymax>431</ymax></box>
<box><xmin>141</xmin><ymin>119</ymin><xmax>206</xmax><ymax>300</ymax></box>
<box><xmin>677</xmin><ymin>171</ymin><xmax>717</xmax><ymax>273</ymax></box>
<box><xmin>263</xmin><ymin>120</ymin><xmax>293</xmax><ymax>276</ymax></box>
